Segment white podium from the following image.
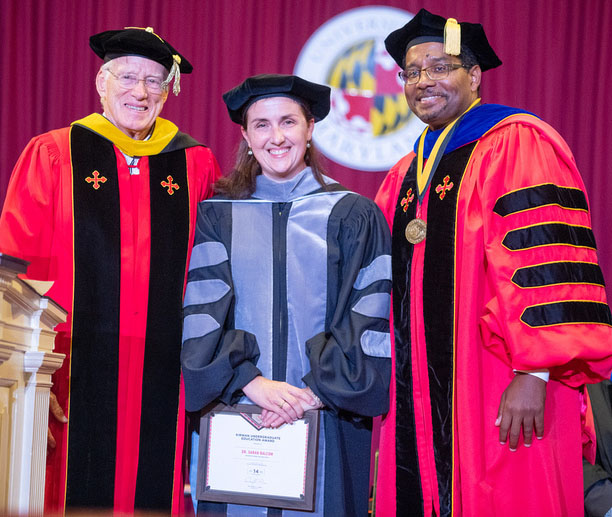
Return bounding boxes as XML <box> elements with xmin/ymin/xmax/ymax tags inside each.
<box><xmin>0</xmin><ymin>253</ymin><xmax>66</xmax><ymax>516</ymax></box>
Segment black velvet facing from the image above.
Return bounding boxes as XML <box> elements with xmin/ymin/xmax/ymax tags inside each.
<box><xmin>512</xmin><ymin>262</ymin><xmax>605</xmax><ymax>288</ymax></box>
<box><xmin>134</xmin><ymin>150</ymin><xmax>190</xmax><ymax>510</ymax></box>
<box><xmin>391</xmin><ymin>158</ymin><xmax>424</xmax><ymax>516</ymax></box>
<box><xmin>521</xmin><ymin>301</ymin><xmax>612</xmax><ymax>327</ymax></box>
<box><xmin>503</xmin><ymin>223</ymin><xmax>596</xmax><ymax>251</ymax></box>
<box><xmin>272</xmin><ymin>202</ymin><xmax>290</xmax><ymax>382</ymax></box>
<box><xmin>493</xmin><ymin>184</ymin><xmax>588</xmax><ymax>216</ymax></box>
<box><xmin>422</xmin><ymin>143</ymin><xmax>475</xmax><ymax>517</ymax></box>
<box><xmin>68</xmin><ymin>126</ymin><xmax>121</xmax><ymax>508</ymax></box>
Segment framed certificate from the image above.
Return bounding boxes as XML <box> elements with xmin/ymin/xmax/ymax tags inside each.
<box><xmin>197</xmin><ymin>403</ymin><xmax>320</xmax><ymax>510</ymax></box>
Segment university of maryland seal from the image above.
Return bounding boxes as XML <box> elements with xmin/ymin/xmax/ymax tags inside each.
<box><xmin>295</xmin><ymin>6</ymin><xmax>425</xmax><ymax>171</ymax></box>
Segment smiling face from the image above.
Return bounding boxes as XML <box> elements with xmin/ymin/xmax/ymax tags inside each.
<box><xmin>240</xmin><ymin>96</ymin><xmax>315</xmax><ymax>182</ymax></box>
<box><xmin>96</xmin><ymin>55</ymin><xmax>168</xmax><ymax>140</ymax></box>
<box><xmin>403</xmin><ymin>42</ymin><xmax>481</xmax><ymax>130</ymax></box>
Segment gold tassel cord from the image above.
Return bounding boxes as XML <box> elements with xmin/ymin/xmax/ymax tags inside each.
<box><xmin>162</xmin><ymin>55</ymin><xmax>182</xmax><ymax>96</ymax></box>
<box><xmin>121</xmin><ymin>27</ymin><xmax>181</xmax><ymax>95</ymax></box>
<box><xmin>124</xmin><ymin>26</ymin><xmax>165</xmax><ymax>43</ymax></box>
<box><xmin>444</xmin><ymin>18</ymin><xmax>461</xmax><ymax>56</ymax></box>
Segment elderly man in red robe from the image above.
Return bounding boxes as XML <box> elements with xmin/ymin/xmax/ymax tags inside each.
<box><xmin>374</xmin><ymin>8</ymin><xmax>612</xmax><ymax>516</ymax></box>
<box><xmin>0</xmin><ymin>27</ymin><xmax>220</xmax><ymax>514</ymax></box>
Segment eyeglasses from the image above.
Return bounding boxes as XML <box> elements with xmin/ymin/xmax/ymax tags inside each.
<box><xmin>398</xmin><ymin>63</ymin><xmax>470</xmax><ymax>85</ymax></box>
<box><xmin>107</xmin><ymin>69</ymin><xmax>167</xmax><ymax>94</ymax></box>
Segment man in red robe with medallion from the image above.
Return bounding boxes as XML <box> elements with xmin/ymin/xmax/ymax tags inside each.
<box><xmin>0</xmin><ymin>27</ymin><xmax>220</xmax><ymax>514</ymax></box>
<box><xmin>375</xmin><ymin>9</ymin><xmax>612</xmax><ymax>516</ymax></box>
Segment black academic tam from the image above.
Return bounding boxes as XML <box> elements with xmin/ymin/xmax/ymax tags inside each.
<box><xmin>385</xmin><ymin>8</ymin><xmax>502</xmax><ymax>71</ymax></box>
<box><xmin>90</xmin><ymin>27</ymin><xmax>193</xmax><ymax>73</ymax></box>
<box><xmin>223</xmin><ymin>74</ymin><xmax>331</xmax><ymax>124</ymax></box>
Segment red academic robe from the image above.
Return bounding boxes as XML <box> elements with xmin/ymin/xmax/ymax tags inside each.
<box><xmin>374</xmin><ymin>113</ymin><xmax>612</xmax><ymax>516</ymax></box>
<box><xmin>0</xmin><ymin>114</ymin><xmax>220</xmax><ymax>514</ymax></box>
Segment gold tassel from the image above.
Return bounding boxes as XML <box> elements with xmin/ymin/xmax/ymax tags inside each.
<box><xmin>444</xmin><ymin>18</ymin><xmax>461</xmax><ymax>56</ymax></box>
<box><xmin>162</xmin><ymin>54</ymin><xmax>182</xmax><ymax>96</ymax></box>
<box><xmin>123</xmin><ymin>27</ymin><xmax>181</xmax><ymax>95</ymax></box>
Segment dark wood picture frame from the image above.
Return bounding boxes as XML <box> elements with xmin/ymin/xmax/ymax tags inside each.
<box><xmin>197</xmin><ymin>403</ymin><xmax>320</xmax><ymax>510</ymax></box>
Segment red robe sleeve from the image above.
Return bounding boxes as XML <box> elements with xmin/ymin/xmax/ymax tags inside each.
<box><xmin>476</xmin><ymin>118</ymin><xmax>612</xmax><ymax>387</ymax></box>
<box><xmin>0</xmin><ymin>131</ymin><xmax>64</xmax><ymax>279</ymax></box>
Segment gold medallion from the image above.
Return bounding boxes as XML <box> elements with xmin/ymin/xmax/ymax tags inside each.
<box><xmin>405</xmin><ymin>218</ymin><xmax>427</xmax><ymax>244</ymax></box>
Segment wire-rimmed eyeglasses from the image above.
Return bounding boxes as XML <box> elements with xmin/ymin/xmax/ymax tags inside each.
<box><xmin>107</xmin><ymin>69</ymin><xmax>167</xmax><ymax>94</ymax></box>
<box><xmin>398</xmin><ymin>63</ymin><xmax>471</xmax><ymax>85</ymax></box>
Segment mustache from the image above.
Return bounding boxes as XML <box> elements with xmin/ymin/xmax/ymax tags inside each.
<box><xmin>415</xmin><ymin>90</ymin><xmax>447</xmax><ymax>100</ymax></box>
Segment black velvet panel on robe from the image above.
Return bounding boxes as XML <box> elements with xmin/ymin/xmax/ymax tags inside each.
<box><xmin>69</xmin><ymin>126</ymin><xmax>121</xmax><ymax>508</ymax></box>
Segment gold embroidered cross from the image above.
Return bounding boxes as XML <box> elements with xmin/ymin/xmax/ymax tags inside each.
<box><xmin>435</xmin><ymin>176</ymin><xmax>454</xmax><ymax>200</ymax></box>
<box><xmin>400</xmin><ymin>188</ymin><xmax>414</xmax><ymax>212</ymax></box>
<box><xmin>161</xmin><ymin>175</ymin><xmax>180</xmax><ymax>195</ymax></box>
<box><xmin>85</xmin><ymin>170</ymin><xmax>107</xmax><ymax>190</ymax></box>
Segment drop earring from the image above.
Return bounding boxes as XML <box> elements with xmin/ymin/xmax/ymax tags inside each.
<box><xmin>306</xmin><ymin>141</ymin><xmax>311</xmax><ymax>148</ymax></box>
<box><xmin>247</xmin><ymin>147</ymin><xmax>253</xmax><ymax>155</ymax></box>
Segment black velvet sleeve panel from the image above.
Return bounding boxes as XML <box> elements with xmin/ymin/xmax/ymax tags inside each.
<box><xmin>181</xmin><ymin>201</ymin><xmax>261</xmax><ymax>412</ymax></box>
<box><xmin>304</xmin><ymin>194</ymin><xmax>392</xmax><ymax>418</ymax></box>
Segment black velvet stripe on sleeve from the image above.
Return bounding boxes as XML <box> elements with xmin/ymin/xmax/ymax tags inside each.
<box><xmin>422</xmin><ymin>142</ymin><xmax>475</xmax><ymax>517</ymax></box>
<box><xmin>493</xmin><ymin>184</ymin><xmax>588</xmax><ymax>216</ymax></box>
<box><xmin>512</xmin><ymin>262</ymin><xmax>605</xmax><ymax>288</ymax></box>
<box><xmin>134</xmin><ymin>150</ymin><xmax>190</xmax><ymax>510</ymax></box>
<box><xmin>68</xmin><ymin>126</ymin><xmax>121</xmax><ymax>508</ymax></box>
<box><xmin>390</xmin><ymin>158</ymin><xmax>424</xmax><ymax>516</ymax></box>
<box><xmin>521</xmin><ymin>301</ymin><xmax>612</xmax><ymax>327</ymax></box>
<box><xmin>503</xmin><ymin>224</ymin><xmax>596</xmax><ymax>251</ymax></box>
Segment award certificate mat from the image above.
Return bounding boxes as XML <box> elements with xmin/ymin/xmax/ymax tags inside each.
<box><xmin>197</xmin><ymin>403</ymin><xmax>320</xmax><ymax>510</ymax></box>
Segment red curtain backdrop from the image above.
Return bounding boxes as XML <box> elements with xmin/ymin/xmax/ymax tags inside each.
<box><xmin>2</xmin><ymin>0</ymin><xmax>611</xmax><ymax>298</ymax></box>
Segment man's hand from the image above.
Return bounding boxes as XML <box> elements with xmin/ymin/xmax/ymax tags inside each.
<box><xmin>495</xmin><ymin>373</ymin><xmax>547</xmax><ymax>450</ymax></box>
<box><xmin>48</xmin><ymin>391</ymin><xmax>68</xmax><ymax>449</ymax></box>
